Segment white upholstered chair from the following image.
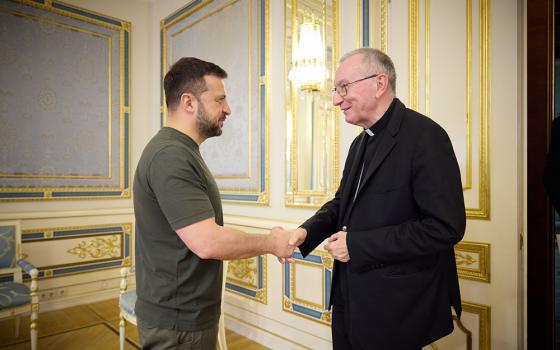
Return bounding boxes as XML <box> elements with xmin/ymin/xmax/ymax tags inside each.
<box><xmin>0</xmin><ymin>221</ymin><xmax>39</xmax><ymax>350</ymax></box>
<box><xmin>119</xmin><ymin>261</ymin><xmax>228</xmax><ymax>350</ymax></box>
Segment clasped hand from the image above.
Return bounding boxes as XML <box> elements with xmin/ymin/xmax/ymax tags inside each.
<box><xmin>324</xmin><ymin>230</ymin><xmax>350</xmax><ymax>262</ymax></box>
<box><xmin>269</xmin><ymin>227</ymin><xmax>307</xmax><ymax>263</ymax></box>
<box><xmin>270</xmin><ymin>228</ymin><xmax>350</xmax><ymax>264</ymax></box>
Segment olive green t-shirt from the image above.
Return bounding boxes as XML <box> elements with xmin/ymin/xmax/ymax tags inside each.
<box><xmin>133</xmin><ymin>127</ymin><xmax>223</xmax><ymax>331</ymax></box>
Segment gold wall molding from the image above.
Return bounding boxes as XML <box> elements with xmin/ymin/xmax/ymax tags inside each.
<box><xmin>467</xmin><ymin>0</ymin><xmax>490</xmax><ymax>219</ymax></box>
<box><xmin>429</xmin><ymin>300</ymin><xmax>490</xmax><ymax>349</ymax></box>
<box><xmin>0</xmin><ymin>208</ymin><xmax>134</xmax><ymax>220</ymax></box>
<box><xmin>455</xmin><ymin>241</ymin><xmax>490</xmax><ymax>282</ymax></box>
<box><xmin>226</xmin><ymin>255</ymin><xmax>267</xmax><ymax>304</ymax></box>
<box><xmin>380</xmin><ymin>0</ymin><xmax>387</xmax><ymax>51</ymax></box>
<box><xmin>408</xmin><ymin>0</ymin><xmax>419</xmax><ymax>110</ymax></box>
<box><xmin>462</xmin><ymin>300</ymin><xmax>491</xmax><ymax>350</ymax></box>
<box><xmin>465</xmin><ymin>0</ymin><xmax>473</xmax><ymax>190</ymax></box>
<box><xmin>282</xmin><ymin>249</ymin><xmax>332</xmax><ymax>325</ymax></box>
<box><xmin>451</xmin><ymin>315</ymin><xmax>473</xmax><ymax>349</ymax></box>
<box><xmin>424</xmin><ymin>0</ymin><xmax>429</xmax><ymax>115</ymax></box>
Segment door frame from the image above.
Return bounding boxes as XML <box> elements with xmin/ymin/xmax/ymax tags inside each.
<box><xmin>527</xmin><ymin>0</ymin><xmax>555</xmax><ymax>348</ymax></box>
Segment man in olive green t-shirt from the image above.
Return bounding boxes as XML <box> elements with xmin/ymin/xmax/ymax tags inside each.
<box><xmin>133</xmin><ymin>57</ymin><xmax>295</xmax><ymax>350</ymax></box>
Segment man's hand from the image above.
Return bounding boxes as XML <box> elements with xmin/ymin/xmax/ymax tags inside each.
<box><xmin>324</xmin><ymin>230</ymin><xmax>350</xmax><ymax>262</ymax></box>
<box><xmin>275</xmin><ymin>227</ymin><xmax>307</xmax><ymax>264</ymax></box>
<box><xmin>289</xmin><ymin>227</ymin><xmax>307</xmax><ymax>246</ymax></box>
<box><xmin>269</xmin><ymin>226</ymin><xmax>296</xmax><ymax>260</ymax></box>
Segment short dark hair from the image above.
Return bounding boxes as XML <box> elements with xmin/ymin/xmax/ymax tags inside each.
<box><xmin>164</xmin><ymin>57</ymin><xmax>228</xmax><ymax>110</ymax></box>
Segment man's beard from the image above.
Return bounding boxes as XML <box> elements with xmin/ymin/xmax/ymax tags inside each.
<box><xmin>196</xmin><ymin>102</ymin><xmax>223</xmax><ymax>139</ymax></box>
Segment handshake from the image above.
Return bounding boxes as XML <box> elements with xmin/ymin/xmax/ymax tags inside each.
<box><xmin>266</xmin><ymin>226</ymin><xmax>307</xmax><ymax>263</ymax></box>
<box><xmin>266</xmin><ymin>227</ymin><xmax>350</xmax><ymax>263</ymax></box>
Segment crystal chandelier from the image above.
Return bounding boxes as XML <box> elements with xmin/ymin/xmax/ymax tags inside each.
<box><xmin>288</xmin><ymin>16</ymin><xmax>325</xmax><ymax>91</ymax></box>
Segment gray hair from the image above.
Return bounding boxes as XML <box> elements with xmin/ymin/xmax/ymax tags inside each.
<box><xmin>340</xmin><ymin>48</ymin><xmax>396</xmax><ymax>93</ymax></box>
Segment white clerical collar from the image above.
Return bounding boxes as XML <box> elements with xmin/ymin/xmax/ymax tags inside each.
<box><xmin>364</xmin><ymin>128</ymin><xmax>374</xmax><ymax>136</ymax></box>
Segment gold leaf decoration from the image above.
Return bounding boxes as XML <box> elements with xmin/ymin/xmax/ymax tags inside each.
<box><xmin>283</xmin><ymin>298</ymin><xmax>292</xmax><ymax>309</ymax></box>
<box><xmin>455</xmin><ymin>252</ymin><xmax>477</xmax><ymax>266</ymax></box>
<box><xmin>228</xmin><ymin>259</ymin><xmax>257</xmax><ymax>284</ymax></box>
<box><xmin>322</xmin><ymin>255</ymin><xmax>333</xmax><ymax>270</ymax></box>
<box><xmin>67</xmin><ymin>236</ymin><xmax>120</xmax><ymax>259</ymax></box>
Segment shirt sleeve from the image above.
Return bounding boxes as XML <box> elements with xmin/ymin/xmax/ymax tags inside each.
<box><xmin>148</xmin><ymin>145</ymin><xmax>215</xmax><ymax>231</ymax></box>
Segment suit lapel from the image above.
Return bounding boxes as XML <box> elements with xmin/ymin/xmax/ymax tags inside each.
<box><xmin>356</xmin><ymin>134</ymin><xmax>396</xmax><ymax>195</ymax></box>
<box><xmin>339</xmin><ymin>133</ymin><xmax>368</xmax><ymax>216</ymax></box>
<box><xmin>354</xmin><ymin>99</ymin><xmax>406</xmax><ymax>202</ymax></box>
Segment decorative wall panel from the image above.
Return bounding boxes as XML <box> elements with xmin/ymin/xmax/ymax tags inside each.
<box><xmin>0</xmin><ymin>0</ymin><xmax>130</xmax><ymax>200</ymax></box>
<box><xmin>282</xmin><ymin>250</ymin><xmax>332</xmax><ymax>325</ymax></box>
<box><xmin>359</xmin><ymin>0</ymin><xmax>490</xmax><ymax>219</ymax></box>
<box><xmin>434</xmin><ymin>301</ymin><xmax>491</xmax><ymax>350</ymax></box>
<box><xmin>225</xmin><ymin>255</ymin><xmax>267</xmax><ymax>303</ymax></box>
<box><xmin>0</xmin><ymin>223</ymin><xmax>132</xmax><ymax>281</ymax></box>
<box><xmin>161</xmin><ymin>0</ymin><xmax>269</xmax><ymax>205</ymax></box>
<box><xmin>455</xmin><ymin>241</ymin><xmax>490</xmax><ymax>282</ymax></box>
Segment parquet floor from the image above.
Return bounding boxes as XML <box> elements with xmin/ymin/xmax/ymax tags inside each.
<box><xmin>0</xmin><ymin>298</ymin><xmax>269</xmax><ymax>350</ymax></box>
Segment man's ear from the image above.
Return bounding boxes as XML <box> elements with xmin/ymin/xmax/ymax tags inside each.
<box><xmin>375</xmin><ymin>75</ymin><xmax>389</xmax><ymax>98</ymax></box>
<box><xmin>180</xmin><ymin>93</ymin><xmax>197</xmax><ymax>113</ymax></box>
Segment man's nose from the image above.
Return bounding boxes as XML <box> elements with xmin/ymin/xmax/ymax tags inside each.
<box><xmin>223</xmin><ymin>100</ymin><xmax>231</xmax><ymax>115</ymax></box>
<box><xmin>332</xmin><ymin>91</ymin><xmax>343</xmax><ymax>106</ymax></box>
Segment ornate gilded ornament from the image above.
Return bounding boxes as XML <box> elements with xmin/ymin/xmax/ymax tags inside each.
<box><xmin>228</xmin><ymin>259</ymin><xmax>257</xmax><ymax>284</ymax></box>
<box><xmin>67</xmin><ymin>236</ymin><xmax>120</xmax><ymax>259</ymax></box>
<box><xmin>455</xmin><ymin>252</ymin><xmax>477</xmax><ymax>266</ymax></box>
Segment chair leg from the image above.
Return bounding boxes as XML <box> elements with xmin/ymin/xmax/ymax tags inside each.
<box><xmin>30</xmin><ymin>302</ymin><xmax>38</xmax><ymax>350</ymax></box>
<box><xmin>119</xmin><ymin>315</ymin><xmax>126</xmax><ymax>350</ymax></box>
<box><xmin>29</xmin><ymin>268</ymin><xmax>39</xmax><ymax>350</ymax></box>
<box><xmin>30</xmin><ymin>326</ymin><xmax>37</xmax><ymax>350</ymax></box>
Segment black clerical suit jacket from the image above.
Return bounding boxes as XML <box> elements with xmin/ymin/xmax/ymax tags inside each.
<box><xmin>299</xmin><ymin>99</ymin><xmax>466</xmax><ymax>349</ymax></box>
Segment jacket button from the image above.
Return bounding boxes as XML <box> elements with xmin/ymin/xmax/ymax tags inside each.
<box><xmin>342</xmin><ymin>226</ymin><xmax>347</xmax><ymax>231</ymax></box>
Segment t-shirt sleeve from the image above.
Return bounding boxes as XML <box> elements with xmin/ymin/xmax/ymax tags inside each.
<box><xmin>148</xmin><ymin>146</ymin><xmax>215</xmax><ymax>230</ymax></box>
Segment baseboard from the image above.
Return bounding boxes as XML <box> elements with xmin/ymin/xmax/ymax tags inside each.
<box><xmin>39</xmin><ymin>287</ymin><xmax>119</xmax><ymax>313</ymax></box>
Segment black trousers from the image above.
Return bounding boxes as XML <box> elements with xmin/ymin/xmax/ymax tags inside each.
<box><xmin>331</xmin><ymin>266</ymin><xmax>354</xmax><ymax>350</ymax></box>
<box><xmin>332</xmin><ymin>302</ymin><xmax>353</xmax><ymax>350</ymax></box>
<box><xmin>331</xmin><ymin>275</ymin><xmax>423</xmax><ymax>350</ymax></box>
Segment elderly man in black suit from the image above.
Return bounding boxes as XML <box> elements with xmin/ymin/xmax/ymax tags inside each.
<box><xmin>286</xmin><ymin>48</ymin><xmax>466</xmax><ymax>350</ymax></box>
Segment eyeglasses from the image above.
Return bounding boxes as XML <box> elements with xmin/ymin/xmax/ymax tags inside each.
<box><xmin>332</xmin><ymin>74</ymin><xmax>379</xmax><ymax>97</ymax></box>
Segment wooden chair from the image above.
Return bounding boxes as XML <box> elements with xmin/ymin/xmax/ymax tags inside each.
<box><xmin>119</xmin><ymin>266</ymin><xmax>136</xmax><ymax>350</ymax></box>
<box><xmin>119</xmin><ymin>261</ymin><xmax>228</xmax><ymax>350</ymax></box>
<box><xmin>0</xmin><ymin>221</ymin><xmax>39</xmax><ymax>350</ymax></box>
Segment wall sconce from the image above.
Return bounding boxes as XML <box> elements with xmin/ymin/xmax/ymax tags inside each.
<box><xmin>285</xmin><ymin>0</ymin><xmax>339</xmax><ymax>208</ymax></box>
<box><xmin>288</xmin><ymin>15</ymin><xmax>325</xmax><ymax>91</ymax></box>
